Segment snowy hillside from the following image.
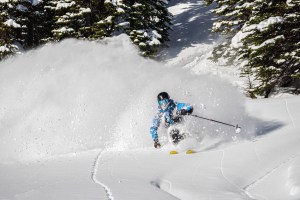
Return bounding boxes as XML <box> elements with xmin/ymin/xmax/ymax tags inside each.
<box><xmin>1</xmin><ymin>1</ymin><xmax>300</xmax><ymax>200</ymax></box>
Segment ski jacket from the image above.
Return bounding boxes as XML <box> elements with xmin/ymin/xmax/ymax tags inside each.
<box><xmin>150</xmin><ymin>99</ymin><xmax>193</xmax><ymax>140</ymax></box>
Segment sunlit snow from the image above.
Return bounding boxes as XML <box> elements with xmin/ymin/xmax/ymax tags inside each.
<box><xmin>1</xmin><ymin>1</ymin><xmax>300</xmax><ymax>200</ymax></box>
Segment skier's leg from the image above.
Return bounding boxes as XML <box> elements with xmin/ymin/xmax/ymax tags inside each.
<box><xmin>170</xmin><ymin>129</ymin><xmax>184</xmax><ymax>145</ymax></box>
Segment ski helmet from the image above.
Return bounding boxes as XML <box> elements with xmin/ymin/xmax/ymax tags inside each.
<box><xmin>157</xmin><ymin>92</ymin><xmax>170</xmax><ymax>102</ymax></box>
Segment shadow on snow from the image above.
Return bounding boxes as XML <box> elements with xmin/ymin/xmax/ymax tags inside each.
<box><xmin>160</xmin><ymin>0</ymin><xmax>219</xmax><ymax>60</ymax></box>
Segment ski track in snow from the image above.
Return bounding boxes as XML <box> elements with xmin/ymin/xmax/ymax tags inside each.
<box><xmin>253</xmin><ymin>146</ymin><xmax>262</xmax><ymax>162</ymax></box>
<box><xmin>243</xmin><ymin>151</ymin><xmax>300</xmax><ymax>193</ymax></box>
<box><xmin>220</xmin><ymin>150</ymin><xmax>257</xmax><ymax>200</ymax></box>
<box><xmin>91</xmin><ymin>149</ymin><xmax>114</xmax><ymax>200</ymax></box>
<box><xmin>284</xmin><ymin>98</ymin><xmax>295</xmax><ymax>128</ymax></box>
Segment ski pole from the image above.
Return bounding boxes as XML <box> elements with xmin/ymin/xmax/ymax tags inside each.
<box><xmin>190</xmin><ymin>114</ymin><xmax>241</xmax><ymax>133</ymax></box>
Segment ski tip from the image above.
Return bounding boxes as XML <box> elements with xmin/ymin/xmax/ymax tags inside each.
<box><xmin>186</xmin><ymin>150</ymin><xmax>195</xmax><ymax>154</ymax></box>
<box><xmin>170</xmin><ymin>150</ymin><xmax>178</xmax><ymax>154</ymax></box>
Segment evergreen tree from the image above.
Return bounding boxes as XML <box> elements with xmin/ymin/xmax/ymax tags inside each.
<box><xmin>0</xmin><ymin>0</ymin><xmax>52</xmax><ymax>60</ymax></box>
<box><xmin>238</xmin><ymin>0</ymin><xmax>300</xmax><ymax>97</ymax></box>
<box><xmin>0</xmin><ymin>0</ymin><xmax>172</xmax><ymax>60</ymax></box>
<box><xmin>206</xmin><ymin>0</ymin><xmax>300</xmax><ymax>97</ymax></box>
<box><xmin>124</xmin><ymin>0</ymin><xmax>172</xmax><ymax>56</ymax></box>
<box><xmin>90</xmin><ymin>0</ymin><xmax>128</xmax><ymax>39</ymax></box>
<box><xmin>29</xmin><ymin>0</ymin><xmax>54</xmax><ymax>46</ymax></box>
<box><xmin>46</xmin><ymin>0</ymin><xmax>92</xmax><ymax>41</ymax></box>
<box><xmin>204</xmin><ymin>0</ymin><xmax>253</xmax><ymax>64</ymax></box>
<box><xmin>14</xmin><ymin>0</ymin><xmax>44</xmax><ymax>48</ymax></box>
<box><xmin>0</xmin><ymin>0</ymin><xmax>23</xmax><ymax>60</ymax></box>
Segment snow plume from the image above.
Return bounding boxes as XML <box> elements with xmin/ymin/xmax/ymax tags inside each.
<box><xmin>0</xmin><ymin>35</ymin><xmax>254</xmax><ymax>162</ymax></box>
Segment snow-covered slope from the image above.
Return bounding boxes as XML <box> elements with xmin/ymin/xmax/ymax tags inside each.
<box><xmin>1</xmin><ymin>0</ymin><xmax>300</xmax><ymax>200</ymax></box>
<box><xmin>91</xmin><ymin>96</ymin><xmax>300</xmax><ymax>200</ymax></box>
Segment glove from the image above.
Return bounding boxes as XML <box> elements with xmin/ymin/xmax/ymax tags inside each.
<box><xmin>154</xmin><ymin>138</ymin><xmax>161</xmax><ymax>149</ymax></box>
<box><xmin>178</xmin><ymin>109</ymin><xmax>187</xmax><ymax>115</ymax></box>
<box><xmin>187</xmin><ymin>107</ymin><xmax>193</xmax><ymax>115</ymax></box>
<box><xmin>179</xmin><ymin>107</ymin><xmax>193</xmax><ymax>115</ymax></box>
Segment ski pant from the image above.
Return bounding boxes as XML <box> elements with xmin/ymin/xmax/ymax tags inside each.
<box><xmin>167</xmin><ymin>123</ymin><xmax>187</xmax><ymax>145</ymax></box>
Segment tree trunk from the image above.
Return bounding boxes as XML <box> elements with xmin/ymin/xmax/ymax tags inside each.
<box><xmin>99</xmin><ymin>0</ymin><xmax>105</xmax><ymax>13</ymax></box>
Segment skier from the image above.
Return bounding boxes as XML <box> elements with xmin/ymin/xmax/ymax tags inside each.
<box><xmin>150</xmin><ymin>92</ymin><xmax>193</xmax><ymax>149</ymax></box>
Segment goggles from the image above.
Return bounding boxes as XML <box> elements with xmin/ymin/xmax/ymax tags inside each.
<box><xmin>158</xmin><ymin>99</ymin><xmax>170</xmax><ymax>107</ymax></box>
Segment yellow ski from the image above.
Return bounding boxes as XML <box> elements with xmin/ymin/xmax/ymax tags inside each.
<box><xmin>170</xmin><ymin>150</ymin><xmax>195</xmax><ymax>154</ymax></box>
<box><xmin>169</xmin><ymin>150</ymin><xmax>178</xmax><ymax>154</ymax></box>
<box><xmin>186</xmin><ymin>150</ymin><xmax>195</xmax><ymax>154</ymax></box>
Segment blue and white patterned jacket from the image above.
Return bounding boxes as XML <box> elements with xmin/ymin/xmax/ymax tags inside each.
<box><xmin>150</xmin><ymin>99</ymin><xmax>193</xmax><ymax>140</ymax></box>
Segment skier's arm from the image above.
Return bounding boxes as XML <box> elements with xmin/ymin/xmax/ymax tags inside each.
<box><xmin>150</xmin><ymin>113</ymin><xmax>162</xmax><ymax>148</ymax></box>
<box><xmin>176</xmin><ymin>102</ymin><xmax>193</xmax><ymax>115</ymax></box>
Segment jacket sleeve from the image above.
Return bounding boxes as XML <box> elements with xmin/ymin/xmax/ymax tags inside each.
<box><xmin>176</xmin><ymin>102</ymin><xmax>193</xmax><ymax>114</ymax></box>
<box><xmin>150</xmin><ymin>113</ymin><xmax>161</xmax><ymax>140</ymax></box>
